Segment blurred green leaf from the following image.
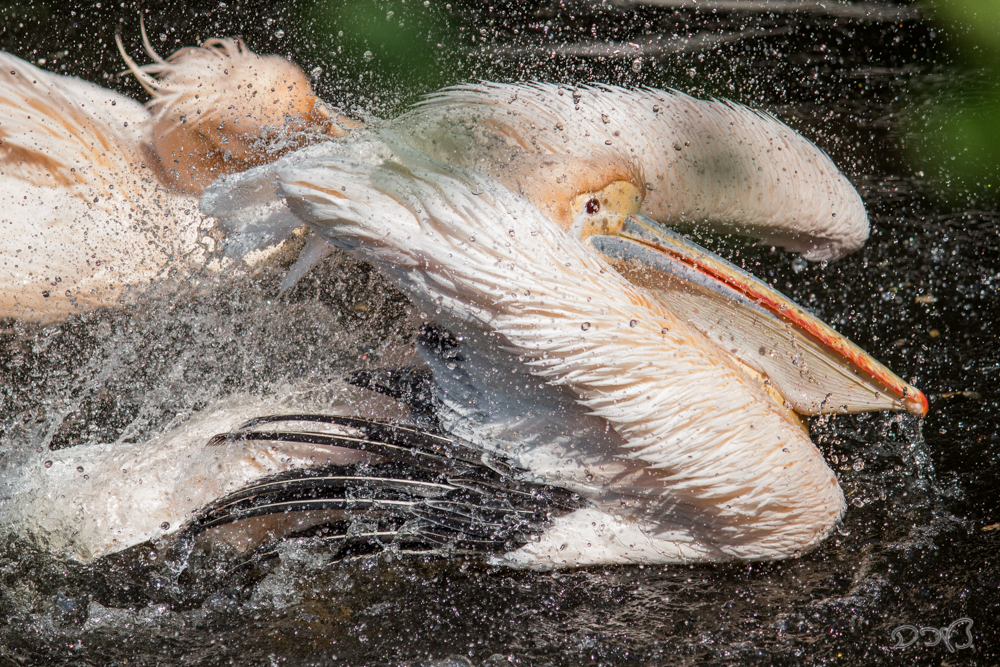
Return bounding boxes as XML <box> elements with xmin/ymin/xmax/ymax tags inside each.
<box><xmin>303</xmin><ymin>0</ymin><xmax>462</xmax><ymax>108</ymax></box>
<box><xmin>905</xmin><ymin>0</ymin><xmax>1000</xmax><ymax>207</ymax></box>
<box><xmin>907</xmin><ymin>84</ymin><xmax>1000</xmax><ymax>205</ymax></box>
<box><xmin>930</xmin><ymin>0</ymin><xmax>1000</xmax><ymax>57</ymax></box>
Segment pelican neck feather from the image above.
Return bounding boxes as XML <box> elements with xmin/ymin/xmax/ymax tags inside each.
<box><xmin>402</xmin><ymin>82</ymin><xmax>868</xmax><ymax>261</ymax></box>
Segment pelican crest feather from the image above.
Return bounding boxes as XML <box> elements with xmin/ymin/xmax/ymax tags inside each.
<box><xmin>116</xmin><ymin>23</ymin><xmax>359</xmax><ymax>193</ymax></box>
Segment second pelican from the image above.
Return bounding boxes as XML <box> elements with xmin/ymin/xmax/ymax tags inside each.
<box><xmin>0</xmin><ymin>31</ymin><xmax>353</xmax><ymax>322</ymax></box>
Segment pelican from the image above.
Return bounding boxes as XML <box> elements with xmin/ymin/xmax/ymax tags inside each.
<box><xmin>2</xmin><ymin>78</ymin><xmax>926</xmax><ymax>569</ymax></box>
<box><xmin>0</xmin><ymin>31</ymin><xmax>353</xmax><ymax>322</ymax></box>
<box><xmin>193</xmin><ymin>109</ymin><xmax>926</xmax><ymax>567</ymax></box>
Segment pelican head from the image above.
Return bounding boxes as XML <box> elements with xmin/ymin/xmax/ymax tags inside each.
<box><xmin>117</xmin><ymin>26</ymin><xmax>360</xmax><ymax>194</ymax></box>
<box><xmin>493</xmin><ymin>148</ymin><xmax>927</xmax><ymax>419</ymax></box>
<box><xmin>567</xmin><ymin>178</ymin><xmax>646</xmax><ymax>245</ymax></box>
<box><xmin>502</xmin><ymin>154</ymin><xmax>644</xmax><ymax>236</ymax></box>
<box><xmin>403</xmin><ymin>83</ymin><xmax>873</xmax><ymax>261</ymax></box>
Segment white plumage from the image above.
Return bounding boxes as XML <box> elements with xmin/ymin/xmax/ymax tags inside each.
<box><xmin>214</xmin><ymin>133</ymin><xmax>846</xmax><ymax>565</ymax></box>
<box><xmin>0</xmin><ymin>39</ymin><xmax>344</xmax><ymax>322</ymax></box>
<box><xmin>1</xmin><ymin>60</ymin><xmax>921</xmax><ymax>568</ymax></box>
<box><xmin>0</xmin><ymin>53</ymin><xmax>205</xmax><ymax>320</ymax></box>
<box><xmin>400</xmin><ymin>83</ymin><xmax>868</xmax><ymax>260</ymax></box>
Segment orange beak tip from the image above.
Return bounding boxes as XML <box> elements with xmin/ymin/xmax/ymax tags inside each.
<box><xmin>906</xmin><ymin>388</ymin><xmax>930</xmax><ymax>417</ymax></box>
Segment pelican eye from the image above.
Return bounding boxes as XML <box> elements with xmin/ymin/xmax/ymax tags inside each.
<box><xmin>585</xmin><ymin>198</ymin><xmax>601</xmax><ymax>215</ymax></box>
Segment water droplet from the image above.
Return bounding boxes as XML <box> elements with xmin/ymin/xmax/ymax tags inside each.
<box><xmin>631</xmin><ymin>58</ymin><xmax>642</xmax><ymax>73</ymax></box>
<box><xmin>76</xmin><ymin>466</ymin><xmax>84</xmax><ymax>473</ymax></box>
<box><xmin>791</xmin><ymin>257</ymin><xmax>808</xmax><ymax>273</ymax></box>
<box><xmin>508</xmin><ymin>229</ymin><xmax>515</xmax><ymax>237</ymax></box>
<box><xmin>601</xmin><ymin>113</ymin><xmax>610</xmax><ymax>124</ymax></box>
<box><xmin>160</xmin><ymin>522</ymin><xmax>170</xmax><ymax>531</ymax></box>
<box><xmin>660</xmin><ymin>327</ymin><xmax>669</xmax><ymax>334</ymax></box>
<box><xmin>95</xmin><ymin>321</ymin><xmax>112</xmax><ymax>339</ymax></box>
<box><xmin>363</xmin><ymin>50</ymin><xmax>374</xmax><ymax>61</ymax></box>
<box><xmin>310</xmin><ymin>66</ymin><xmax>323</xmax><ymax>79</ymax></box>
<box><xmin>44</xmin><ymin>460</ymin><xmax>53</xmax><ymax>469</ymax></box>
<box><xmin>586</xmin><ymin>474</ymin><xmax>594</xmax><ymax>482</ymax></box>
<box><xmin>853</xmin><ymin>459</ymin><xmax>865</xmax><ymax>471</ymax></box>
<box><xmin>468</xmin><ymin>236</ymin><xmax>476</xmax><ymax>243</ymax></box>
<box><xmin>629</xmin><ymin>319</ymin><xmax>638</xmax><ymax>328</ymax></box>
<box><xmin>274</xmin><ymin>29</ymin><xmax>285</xmax><ymax>39</ymax></box>
<box><xmin>581</xmin><ymin>322</ymin><xmax>591</xmax><ymax>331</ymax></box>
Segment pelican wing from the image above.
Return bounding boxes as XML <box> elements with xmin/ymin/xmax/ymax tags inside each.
<box><xmin>204</xmin><ymin>135</ymin><xmax>847</xmax><ymax>561</ymax></box>
<box><xmin>185</xmin><ymin>414</ymin><xmax>583</xmax><ymax>561</ymax></box>
<box><xmin>412</xmin><ymin>323</ymin><xmax>650</xmax><ymax>497</ymax></box>
<box><xmin>198</xmin><ymin>158</ymin><xmax>305</xmax><ymax>258</ymax></box>
<box><xmin>0</xmin><ymin>52</ymin><xmax>204</xmax><ymax>321</ymax></box>
<box><xmin>0</xmin><ymin>52</ymin><xmax>148</xmax><ymax>192</ymax></box>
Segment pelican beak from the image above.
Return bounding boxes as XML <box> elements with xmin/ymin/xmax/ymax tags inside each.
<box><xmin>308</xmin><ymin>99</ymin><xmax>364</xmax><ymax>139</ymax></box>
<box><xmin>586</xmin><ymin>214</ymin><xmax>928</xmax><ymax>417</ymax></box>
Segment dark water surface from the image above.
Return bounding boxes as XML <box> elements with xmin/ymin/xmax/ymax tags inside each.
<box><xmin>1</xmin><ymin>1</ymin><xmax>998</xmax><ymax>664</ymax></box>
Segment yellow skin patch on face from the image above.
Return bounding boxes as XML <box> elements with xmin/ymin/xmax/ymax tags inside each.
<box><xmin>488</xmin><ymin>153</ymin><xmax>645</xmax><ymax>232</ymax></box>
<box><xmin>571</xmin><ymin>180</ymin><xmax>644</xmax><ymax>239</ymax></box>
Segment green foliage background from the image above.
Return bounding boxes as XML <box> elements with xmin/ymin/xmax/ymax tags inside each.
<box><xmin>906</xmin><ymin>0</ymin><xmax>1000</xmax><ymax>207</ymax></box>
